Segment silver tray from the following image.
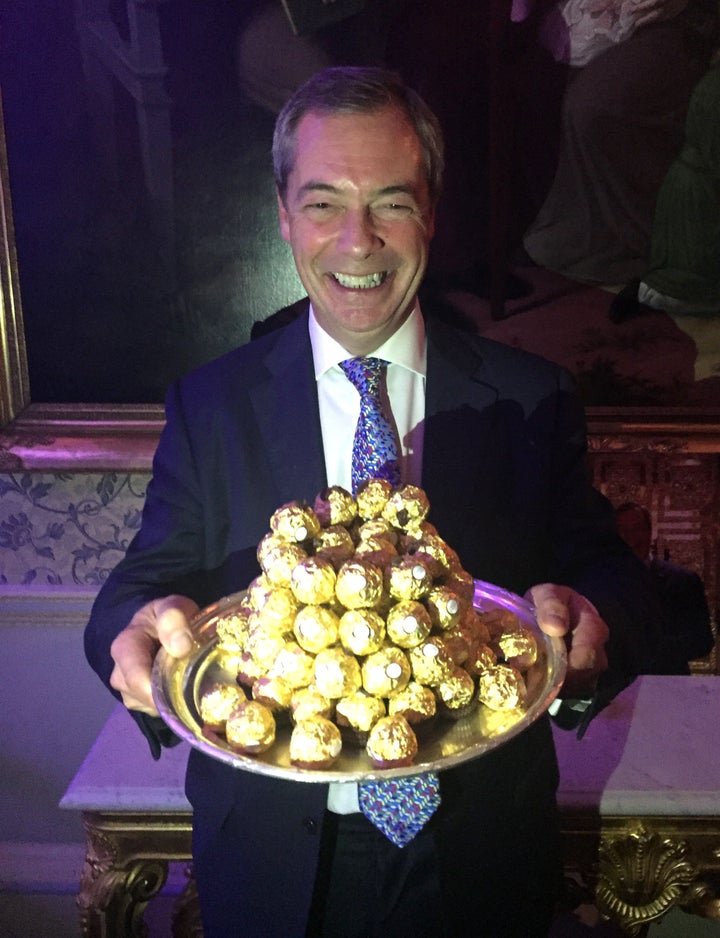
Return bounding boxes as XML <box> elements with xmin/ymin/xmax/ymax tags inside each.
<box><xmin>151</xmin><ymin>579</ymin><xmax>567</xmax><ymax>782</ymax></box>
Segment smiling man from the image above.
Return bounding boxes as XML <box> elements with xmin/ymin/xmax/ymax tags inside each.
<box><xmin>276</xmin><ymin>104</ymin><xmax>433</xmax><ymax>355</ymax></box>
<box><xmin>86</xmin><ymin>67</ymin><xmax>661</xmax><ymax>937</ymax></box>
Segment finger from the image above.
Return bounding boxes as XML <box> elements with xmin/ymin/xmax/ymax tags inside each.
<box><xmin>155</xmin><ymin>596</ymin><xmax>198</xmax><ymax>658</ymax></box>
<box><xmin>110</xmin><ymin>625</ymin><xmax>158</xmax><ymax>713</ymax></box>
<box><xmin>566</xmin><ymin>598</ymin><xmax>609</xmax><ymax>673</ymax></box>
<box><xmin>527</xmin><ymin>583</ymin><xmax>571</xmax><ymax>636</ymax></box>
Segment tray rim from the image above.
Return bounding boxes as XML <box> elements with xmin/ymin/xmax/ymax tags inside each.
<box><xmin>151</xmin><ymin>579</ymin><xmax>567</xmax><ymax>782</ymax></box>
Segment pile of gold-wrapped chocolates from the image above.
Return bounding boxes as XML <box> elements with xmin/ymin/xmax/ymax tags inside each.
<box><xmin>199</xmin><ymin>481</ymin><xmax>538</xmax><ymax>770</ymax></box>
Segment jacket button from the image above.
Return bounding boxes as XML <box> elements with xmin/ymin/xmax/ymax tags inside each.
<box><xmin>302</xmin><ymin>817</ymin><xmax>317</xmax><ymax>834</ymax></box>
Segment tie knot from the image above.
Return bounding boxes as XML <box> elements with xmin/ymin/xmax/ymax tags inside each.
<box><xmin>339</xmin><ymin>357</ymin><xmax>388</xmax><ymax>398</ymax></box>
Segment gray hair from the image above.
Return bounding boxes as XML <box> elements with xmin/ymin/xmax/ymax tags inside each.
<box><xmin>273</xmin><ymin>66</ymin><xmax>444</xmax><ymax>207</ymax></box>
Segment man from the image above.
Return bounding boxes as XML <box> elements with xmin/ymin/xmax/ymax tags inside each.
<box><xmin>85</xmin><ymin>67</ymin><xmax>660</xmax><ymax>937</ymax></box>
<box><xmin>615</xmin><ymin>501</ymin><xmax>714</xmax><ymax>673</ymax></box>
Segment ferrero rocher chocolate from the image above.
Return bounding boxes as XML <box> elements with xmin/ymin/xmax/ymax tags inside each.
<box><xmin>313</xmin><ymin>647</ymin><xmax>363</xmax><ymax>699</ymax></box>
<box><xmin>289</xmin><ymin>716</ymin><xmax>342</xmax><ymax>768</ymax></box>
<box><xmin>259</xmin><ymin>540</ymin><xmax>308</xmax><ymax>587</ymax></box>
<box><xmin>435</xmin><ymin>666</ymin><xmax>477</xmax><ymax>719</ymax></box>
<box><xmin>313</xmin><ymin>524</ymin><xmax>356</xmax><ymax>568</ymax></box>
<box><xmin>387</xmin><ymin>556</ymin><xmax>433</xmax><ymax>601</ymax></box>
<box><xmin>466</xmin><ymin>643</ymin><xmax>498</xmax><ymax>676</ymax></box>
<box><xmin>335</xmin><ymin>558</ymin><xmax>385</xmax><ymax>609</ymax></box>
<box><xmin>493</xmin><ymin>627</ymin><xmax>538</xmax><ymax>670</ymax></box>
<box><xmin>388</xmin><ymin>681</ymin><xmax>437</xmax><ymax>726</ymax></box>
<box><xmin>338</xmin><ymin>608</ymin><xmax>386</xmax><ymax>656</ymax></box>
<box><xmin>385</xmin><ymin>600</ymin><xmax>433</xmax><ymax>648</ymax></box>
<box><xmin>290</xmin><ymin>556</ymin><xmax>337</xmax><ymax>605</ymax></box>
<box><xmin>225</xmin><ymin>700</ymin><xmax>276</xmax><ymax>753</ymax></box>
<box><xmin>354</xmin><ymin>535</ymin><xmax>397</xmax><ymax>568</ymax></box>
<box><xmin>314</xmin><ymin>486</ymin><xmax>358</xmax><ymax>527</ymax></box>
<box><xmin>250</xmin><ymin>586</ymin><xmax>298</xmax><ymax>632</ymax></box>
<box><xmin>199</xmin><ymin>681</ymin><xmax>245</xmax><ymax>731</ymax></box>
<box><xmin>355</xmin><ymin>478</ymin><xmax>394</xmax><ymax>520</ymax></box>
<box><xmin>215</xmin><ymin>609</ymin><xmax>252</xmax><ymax>652</ymax></box>
<box><xmin>361</xmin><ymin>646</ymin><xmax>412</xmax><ymax>698</ymax></box>
<box><xmin>336</xmin><ymin>691</ymin><xmax>386</xmax><ymax>738</ymax></box>
<box><xmin>293</xmin><ymin>605</ymin><xmax>339</xmax><ymax>654</ymax></box>
<box><xmin>366</xmin><ymin>714</ymin><xmax>418</xmax><ymax>768</ymax></box>
<box><xmin>201</xmin><ymin>480</ymin><xmax>540</xmax><ymax>770</ymax></box>
<box><xmin>270</xmin><ymin>500</ymin><xmax>321</xmax><ymax>542</ymax></box>
<box><xmin>381</xmin><ymin>484</ymin><xmax>430</xmax><ymax>530</ymax></box>
<box><xmin>290</xmin><ymin>686</ymin><xmax>334</xmax><ymax>723</ymax></box>
<box><xmin>477</xmin><ymin>664</ymin><xmax>527</xmax><ymax>711</ymax></box>
<box><xmin>269</xmin><ymin>641</ymin><xmax>315</xmax><ymax>689</ymax></box>
<box><xmin>251</xmin><ymin>675</ymin><xmax>293</xmax><ymax>712</ymax></box>
<box><xmin>408</xmin><ymin>637</ymin><xmax>454</xmax><ymax>686</ymax></box>
<box><xmin>424</xmin><ymin>586</ymin><xmax>464</xmax><ymax>630</ymax></box>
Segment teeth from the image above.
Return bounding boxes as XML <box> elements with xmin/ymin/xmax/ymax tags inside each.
<box><xmin>332</xmin><ymin>272</ymin><xmax>386</xmax><ymax>289</ymax></box>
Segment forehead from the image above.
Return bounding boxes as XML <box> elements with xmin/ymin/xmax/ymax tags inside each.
<box><xmin>289</xmin><ymin>106</ymin><xmax>426</xmax><ymax>191</ymax></box>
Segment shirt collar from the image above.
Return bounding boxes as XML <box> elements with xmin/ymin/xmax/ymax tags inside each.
<box><xmin>309</xmin><ymin>305</ymin><xmax>426</xmax><ymax>380</ymax></box>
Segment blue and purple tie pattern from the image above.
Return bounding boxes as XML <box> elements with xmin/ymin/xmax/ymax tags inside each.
<box><xmin>358</xmin><ymin>774</ymin><xmax>441</xmax><ymax>848</ymax></box>
<box><xmin>339</xmin><ymin>355</ymin><xmax>441</xmax><ymax>847</ymax></box>
<box><xmin>339</xmin><ymin>357</ymin><xmax>401</xmax><ymax>495</ymax></box>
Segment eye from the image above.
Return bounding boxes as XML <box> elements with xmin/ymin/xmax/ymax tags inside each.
<box><xmin>302</xmin><ymin>201</ymin><xmax>338</xmax><ymax>220</ymax></box>
<box><xmin>374</xmin><ymin>202</ymin><xmax>415</xmax><ymax>219</ymax></box>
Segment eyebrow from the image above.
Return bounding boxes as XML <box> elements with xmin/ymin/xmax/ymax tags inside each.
<box><xmin>296</xmin><ymin>181</ymin><xmax>420</xmax><ymax>200</ymax></box>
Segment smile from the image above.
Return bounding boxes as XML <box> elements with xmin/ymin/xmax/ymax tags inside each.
<box><xmin>331</xmin><ymin>272</ymin><xmax>388</xmax><ymax>289</ymax></box>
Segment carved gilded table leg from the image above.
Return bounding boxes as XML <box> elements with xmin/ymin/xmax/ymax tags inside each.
<box><xmin>595</xmin><ymin>819</ymin><xmax>720</xmax><ymax>936</ymax></box>
<box><xmin>77</xmin><ymin>810</ymin><xmax>193</xmax><ymax>938</ymax></box>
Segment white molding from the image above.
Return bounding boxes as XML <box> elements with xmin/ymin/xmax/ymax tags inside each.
<box><xmin>0</xmin><ymin>842</ymin><xmax>86</xmax><ymax>893</ymax></box>
<box><xmin>0</xmin><ymin>589</ymin><xmax>97</xmax><ymax>628</ymax></box>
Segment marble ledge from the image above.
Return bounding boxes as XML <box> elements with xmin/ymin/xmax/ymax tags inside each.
<box><xmin>60</xmin><ymin>676</ymin><xmax>720</xmax><ymax>817</ymax></box>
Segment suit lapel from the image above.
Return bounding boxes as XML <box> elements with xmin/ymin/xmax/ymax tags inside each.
<box><xmin>250</xmin><ymin>310</ymin><xmax>328</xmax><ymax>504</ymax></box>
<box><xmin>422</xmin><ymin>317</ymin><xmax>501</xmax><ymax>499</ymax></box>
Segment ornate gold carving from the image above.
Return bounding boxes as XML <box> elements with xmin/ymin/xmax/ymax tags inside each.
<box><xmin>173</xmin><ymin>869</ymin><xmax>205</xmax><ymax>938</ymax></box>
<box><xmin>76</xmin><ymin>810</ymin><xmax>193</xmax><ymax>938</ymax></box>
<box><xmin>596</xmin><ymin>822</ymin><xmax>699</xmax><ymax>935</ymax></box>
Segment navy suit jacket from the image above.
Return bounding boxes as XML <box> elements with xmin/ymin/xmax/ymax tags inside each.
<box><xmin>85</xmin><ymin>306</ymin><xmax>659</xmax><ymax>935</ymax></box>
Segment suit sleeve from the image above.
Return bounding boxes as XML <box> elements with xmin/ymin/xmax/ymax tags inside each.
<box><xmin>84</xmin><ymin>381</ymin><xmax>210</xmax><ymax>756</ymax></box>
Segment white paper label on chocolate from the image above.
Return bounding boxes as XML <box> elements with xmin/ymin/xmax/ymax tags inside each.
<box><xmin>447</xmin><ymin>599</ymin><xmax>459</xmax><ymax>614</ymax></box>
<box><xmin>412</xmin><ymin>565</ymin><xmax>426</xmax><ymax>580</ymax></box>
<box><xmin>299</xmin><ymin>620</ymin><xmax>319</xmax><ymax>638</ymax></box>
<box><xmin>352</xmin><ymin>623</ymin><xmax>371</xmax><ymax>641</ymax></box>
<box><xmin>347</xmin><ymin>572</ymin><xmax>367</xmax><ymax>590</ymax></box>
<box><xmin>423</xmin><ymin>644</ymin><xmax>439</xmax><ymax>658</ymax></box>
<box><xmin>402</xmin><ymin>616</ymin><xmax>418</xmax><ymax>634</ymax></box>
<box><xmin>295</xmin><ymin>526</ymin><xmax>308</xmax><ymax>541</ymax></box>
<box><xmin>385</xmin><ymin>662</ymin><xmax>403</xmax><ymax>679</ymax></box>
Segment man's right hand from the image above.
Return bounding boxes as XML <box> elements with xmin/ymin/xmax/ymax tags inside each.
<box><xmin>110</xmin><ymin>594</ymin><xmax>199</xmax><ymax>716</ymax></box>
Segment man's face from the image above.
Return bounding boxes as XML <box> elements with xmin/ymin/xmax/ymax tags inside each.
<box><xmin>277</xmin><ymin>106</ymin><xmax>435</xmax><ymax>356</ymax></box>
<box><xmin>616</xmin><ymin>508</ymin><xmax>652</xmax><ymax>561</ymax></box>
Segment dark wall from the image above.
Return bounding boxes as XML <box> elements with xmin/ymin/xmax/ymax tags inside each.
<box><xmin>2</xmin><ymin>1</ymin><xmax>304</xmax><ymax>403</ymax></box>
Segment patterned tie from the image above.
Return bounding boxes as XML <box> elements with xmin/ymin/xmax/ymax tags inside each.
<box><xmin>339</xmin><ymin>356</ymin><xmax>441</xmax><ymax>848</ymax></box>
<box><xmin>338</xmin><ymin>357</ymin><xmax>401</xmax><ymax>492</ymax></box>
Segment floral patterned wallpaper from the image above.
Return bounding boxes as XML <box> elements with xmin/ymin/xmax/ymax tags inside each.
<box><xmin>0</xmin><ymin>471</ymin><xmax>149</xmax><ymax>587</ymax></box>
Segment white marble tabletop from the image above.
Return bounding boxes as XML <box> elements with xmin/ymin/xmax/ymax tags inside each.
<box><xmin>553</xmin><ymin>675</ymin><xmax>720</xmax><ymax>816</ymax></box>
<box><xmin>60</xmin><ymin>676</ymin><xmax>720</xmax><ymax>817</ymax></box>
<box><xmin>60</xmin><ymin>704</ymin><xmax>192</xmax><ymax>812</ymax></box>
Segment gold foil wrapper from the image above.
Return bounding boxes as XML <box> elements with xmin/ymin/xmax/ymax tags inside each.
<box><xmin>226</xmin><ymin>700</ymin><xmax>276</xmax><ymax>753</ymax></box>
<box><xmin>270</xmin><ymin>501</ymin><xmax>321</xmax><ymax>542</ymax></box>
<box><xmin>366</xmin><ymin>715</ymin><xmax>418</xmax><ymax>766</ymax></box>
<box><xmin>335</xmin><ymin>559</ymin><xmax>385</xmax><ymax>609</ymax></box>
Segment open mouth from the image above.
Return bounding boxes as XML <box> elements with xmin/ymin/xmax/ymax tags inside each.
<box><xmin>331</xmin><ymin>271</ymin><xmax>388</xmax><ymax>289</ymax></box>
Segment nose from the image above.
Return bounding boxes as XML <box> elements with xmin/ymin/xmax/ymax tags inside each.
<box><xmin>337</xmin><ymin>207</ymin><xmax>383</xmax><ymax>256</ymax></box>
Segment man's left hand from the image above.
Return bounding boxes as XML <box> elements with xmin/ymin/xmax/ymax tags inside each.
<box><xmin>527</xmin><ymin>583</ymin><xmax>609</xmax><ymax>698</ymax></box>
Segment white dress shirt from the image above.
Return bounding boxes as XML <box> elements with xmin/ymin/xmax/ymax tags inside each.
<box><xmin>308</xmin><ymin>304</ymin><xmax>427</xmax><ymax>812</ymax></box>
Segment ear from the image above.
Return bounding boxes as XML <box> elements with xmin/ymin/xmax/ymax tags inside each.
<box><xmin>277</xmin><ymin>189</ymin><xmax>291</xmax><ymax>244</ymax></box>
